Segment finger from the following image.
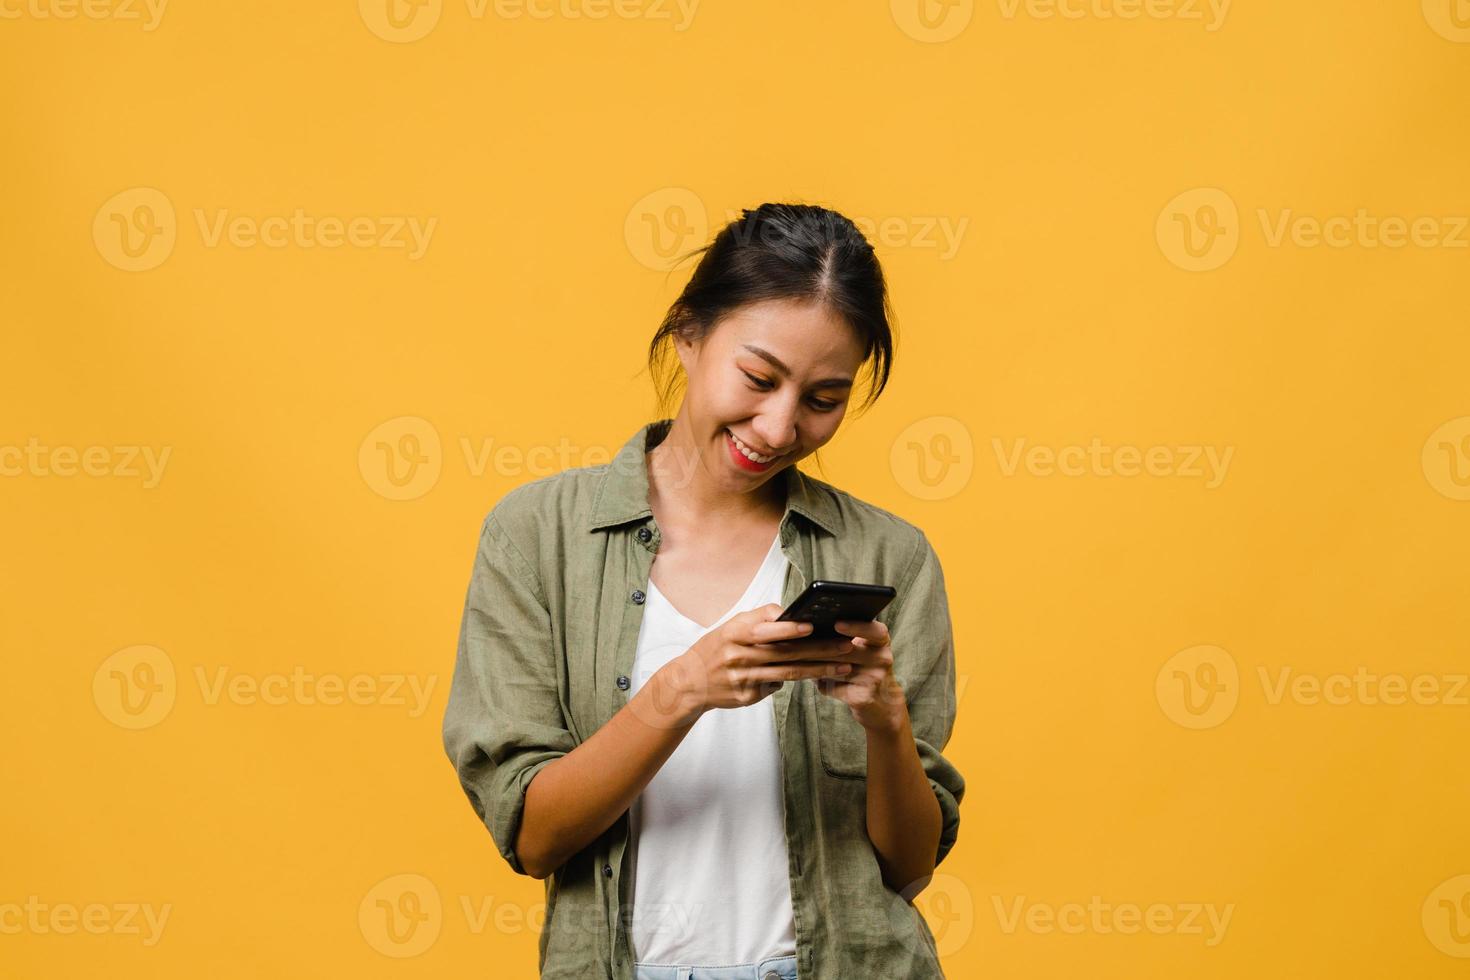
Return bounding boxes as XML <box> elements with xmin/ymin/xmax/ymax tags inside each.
<box><xmin>833</xmin><ymin>619</ymin><xmax>889</xmax><ymax>644</ymax></box>
<box><xmin>753</xmin><ymin>636</ymin><xmax>857</xmax><ymax>661</ymax></box>
<box><xmin>744</xmin><ymin>661</ymin><xmax>856</xmax><ymax>684</ymax></box>
<box><xmin>732</xmin><ymin>604</ymin><xmax>786</xmax><ymax>627</ymax></box>
<box><xmin>814</xmin><ymin>676</ymin><xmax>855</xmax><ymax>698</ymax></box>
<box><xmin>748</xmin><ymin>619</ymin><xmax>815</xmax><ymax>643</ymax></box>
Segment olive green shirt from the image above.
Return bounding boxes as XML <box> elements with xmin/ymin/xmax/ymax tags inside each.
<box><xmin>442</xmin><ymin>418</ymin><xmax>965</xmax><ymax>979</ymax></box>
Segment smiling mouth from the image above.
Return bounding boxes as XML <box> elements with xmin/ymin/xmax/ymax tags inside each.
<box><xmin>725</xmin><ymin>428</ymin><xmax>785</xmax><ymax>467</ymax></box>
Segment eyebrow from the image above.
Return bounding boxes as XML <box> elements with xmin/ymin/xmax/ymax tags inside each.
<box><xmin>740</xmin><ymin>345</ymin><xmax>854</xmax><ymax>388</ymax></box>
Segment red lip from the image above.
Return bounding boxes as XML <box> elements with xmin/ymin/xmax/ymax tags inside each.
<box><xmin>725</xmin><ymin>429</ymin><xmax>778</xmax><ymax>472</ymax></box>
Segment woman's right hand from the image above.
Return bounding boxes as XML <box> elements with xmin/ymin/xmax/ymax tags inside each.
<box><xmin>652</xmin><ymin>603</ymin><xmax>858</xmax><ymax>725</ymax></box>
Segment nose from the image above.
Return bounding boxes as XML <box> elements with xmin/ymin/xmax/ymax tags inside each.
<box><xmin>751</xmin><ymin>401</ymin><xmax>798</xmax><ymax>454</ymax></box>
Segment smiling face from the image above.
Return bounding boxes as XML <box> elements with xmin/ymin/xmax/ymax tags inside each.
<box><xmin>671</xmin><ymin>296</ymin><xmax>867</xmax><ymax>495</ymax></box>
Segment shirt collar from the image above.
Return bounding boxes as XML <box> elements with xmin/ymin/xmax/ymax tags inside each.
<box><xmin>588</xmin><ymin>418</ymin><xmax>841</xmax><ymax>536</ymax></box>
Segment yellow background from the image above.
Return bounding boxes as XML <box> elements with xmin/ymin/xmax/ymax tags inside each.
<box><xmin>4</xmin><ymin>1</ymin><xmax>1470</xmax><ymax>977</ymax></box>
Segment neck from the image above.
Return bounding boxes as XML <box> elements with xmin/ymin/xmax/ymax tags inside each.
<box><xmin>646</xmin><ymin>413</ymin><xmax>786</xmax><ymax>527</ymax></box>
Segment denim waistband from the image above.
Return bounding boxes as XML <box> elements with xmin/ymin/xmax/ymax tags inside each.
<box><xmin>632</xmin><ymin>952</ymin><xmax>798</xmax><ymax>980</ymax></box>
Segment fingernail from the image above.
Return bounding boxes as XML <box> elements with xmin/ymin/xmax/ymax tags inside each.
<box><xmin>838</xmin><ymin>664</ymin><xmax>853</xmax><ymax>673</ymax></box>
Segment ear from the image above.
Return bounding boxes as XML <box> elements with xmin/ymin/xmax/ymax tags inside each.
<box><xmin>673</xmin><ymin>326</ymin><xmax>700</xmax><ymax>374</ymax></box>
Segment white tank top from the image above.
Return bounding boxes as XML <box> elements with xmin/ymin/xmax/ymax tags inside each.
<box><xmin>626</xmin><ymin>529</ymin><xmax>799</xmax><ymax>966</ymax></box>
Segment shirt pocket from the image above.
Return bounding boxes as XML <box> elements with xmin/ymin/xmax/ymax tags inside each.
<box><xmin>814</xmin><ymin>687</ymin><xmax>868</xmax><ymax>779</ymax></box>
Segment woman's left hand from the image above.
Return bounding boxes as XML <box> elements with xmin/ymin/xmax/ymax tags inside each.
<box><xmin>813</xmin><ymin>619</ymin><xmax>907</xmax><ymax>735</ymax></box>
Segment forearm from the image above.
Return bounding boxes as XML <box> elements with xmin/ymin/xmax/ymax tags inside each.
<box><xmin>516</xmin><ymin>667</ymin><xmax>699</xmax><ymax>878</ymax></box>
<box><xmin>864</xmin><ymin>706</ymin><xmax>942</xmax><ymax>898</ymax></box>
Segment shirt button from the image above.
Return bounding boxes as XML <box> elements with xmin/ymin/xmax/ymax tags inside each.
<box><xmin>636</xmin><ymin>527</ymin><xmax>652</xmax><ymax>542</ymax></box>
<box><xmin>616</xmin><ymin>675</ymin><xmax>630</xmax><ymax>691</ymax></box>
<box><xmin>631</xmin><ymin>589</ymin><xmax>645</xmax><ymax>604</ymax></box>
<box><xmin>603</xmin><ymin>864</ymin><xmax>614</xmax><ymax>878</ymax></box>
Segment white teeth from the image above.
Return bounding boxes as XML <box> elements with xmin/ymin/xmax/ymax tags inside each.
<box><xmin>728</xmin><ymin>430</ymin><xmax>776</xmax><ymax>464</ymax></box>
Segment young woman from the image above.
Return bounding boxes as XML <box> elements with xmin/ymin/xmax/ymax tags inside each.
<box><xmin>443</xmin><ymin>203</ymin><xmax>965</xmax><ymax>980</ymax></box>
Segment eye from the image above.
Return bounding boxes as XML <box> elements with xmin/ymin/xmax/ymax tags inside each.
<box><xmin>744</xmin><ymin>370</ymin><xmax>841</xmax><ymax>411</ymax></box>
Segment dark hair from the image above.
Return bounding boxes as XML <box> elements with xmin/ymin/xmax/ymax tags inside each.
<box><xmin>646</xmin><ymin>202</ymin><xmax>896</xmax><ymax>426</ymax></box>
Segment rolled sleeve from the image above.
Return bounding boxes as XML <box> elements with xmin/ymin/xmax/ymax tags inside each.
<box><xmin>888</xmin><ymin>528</ymin><xmax>966</xmax><ymax>868</ymax></box>
<box><xmin>442</xmin><ymin>511</ymin><xmax>575</xmax><ymax>877</ymax></box>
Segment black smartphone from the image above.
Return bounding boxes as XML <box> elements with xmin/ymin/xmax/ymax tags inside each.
<box><xmin>774</xmin><ymin>580</ymin><xmax>897</xmax><ymax>641</ymax></box>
